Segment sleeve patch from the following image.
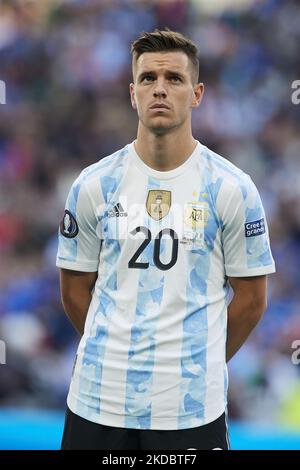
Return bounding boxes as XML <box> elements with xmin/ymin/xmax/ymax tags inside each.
<box><xmin>60</xmin><ymin>210</ymin><xmax>79</xmax><ymax>238</ymax></box>
<box><xmin>244</xmin><ymin>218</ymin><xmax>265</xmax><ymax>237</ymax></box>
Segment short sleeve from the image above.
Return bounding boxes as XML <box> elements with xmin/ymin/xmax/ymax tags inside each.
<box><xmin>221</xmin><ymin>175</ymin><xmax>276</xmax><ymax>277</ymax></box>
<box><xmin>56</xmin><ymin>177</ymin><xmax>101</xmax><ymax>272</ymax></box>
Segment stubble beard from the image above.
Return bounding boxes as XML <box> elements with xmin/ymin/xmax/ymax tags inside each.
<box><xmin>140</xmin><ymin>113</ymin><xmax>182</xmax><ymax>137</ymax></box>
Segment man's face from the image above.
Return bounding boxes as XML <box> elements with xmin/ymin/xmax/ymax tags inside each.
<box><xmin>130</xmin><ymin>51</ymin><xmax>204</xmax><ymax>135</ymax></box>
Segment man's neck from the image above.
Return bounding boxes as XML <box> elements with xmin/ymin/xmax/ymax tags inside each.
<box><xmin>134</xmin><ymin>127</ymin><xmax>197</xmax><ymax>172</ymax></box>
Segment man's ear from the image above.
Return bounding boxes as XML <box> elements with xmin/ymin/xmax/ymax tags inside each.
<box><xmin>130</xmin><ymin>83</ymin><xmax>137</xmax><ymax>110</ymax></box>
<box><xmin>191</xmin><ymin>82</ymin><xmax>204</xmax><ymax>108</ymax></box>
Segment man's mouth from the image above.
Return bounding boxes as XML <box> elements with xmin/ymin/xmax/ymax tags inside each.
<box><xmin>150</xmin><ymin>103</ymin><xmax>170</xmax><ymax>110</ymax></box>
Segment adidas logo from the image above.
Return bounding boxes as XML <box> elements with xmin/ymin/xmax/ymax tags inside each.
<box><xmin>108</xmin><ymin>202</ymin><xmax>128</xmax><ymax>218</ymax></box>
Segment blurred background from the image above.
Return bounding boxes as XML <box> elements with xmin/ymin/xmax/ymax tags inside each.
<box><xmin>0</xmin><ymin>0</ymin><xmax>300</xmax><ymax>450</ymax></box>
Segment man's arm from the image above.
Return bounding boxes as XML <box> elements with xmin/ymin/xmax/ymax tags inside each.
<box><xmin>226</xmin><ymin>275</ymin><xmax>267</xmax><ymax>363</ymax></box>
<box><xmin>59</xmin><ymin>268</ymin><xmax>98</xmax><ymax>336</ymax></box>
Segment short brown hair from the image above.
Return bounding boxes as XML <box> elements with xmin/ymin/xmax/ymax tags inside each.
<box><xmin>131</xmin><ymin>28</ymin><xmax>199</xmax><ymax>84</ymax></box>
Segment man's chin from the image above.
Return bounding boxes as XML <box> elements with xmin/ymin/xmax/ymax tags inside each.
<box><xmin>139</xmin><ymin>116</ymin><xmax>179</xmax><ymax>135</ymax></box>
<box><xmin>150</xmin><ymin>126</ymin><xmax>170</xmax><ymax>136</ymax></box>
<box><xmin>148</xmin><ymin>121</ymin><xmax>177</xmax><ymax>136</ymax></box>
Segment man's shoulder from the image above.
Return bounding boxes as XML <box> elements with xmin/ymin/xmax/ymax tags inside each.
<box><xmin>78</xmin><ymin>144</ymin><xmax>130</xmax><ymax>185</ymax></box>
<box><xmin>200</xmin><ymin>143</ymin><xmax>252</xmax><ymax>189</ymax></box>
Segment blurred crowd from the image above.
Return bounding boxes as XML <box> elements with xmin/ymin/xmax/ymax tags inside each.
<box><xmin>0</xmin><ymin>0</ymin><xmax>300</xmax><ymax>429</ymax></box>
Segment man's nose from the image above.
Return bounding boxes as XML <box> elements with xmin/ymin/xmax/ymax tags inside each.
<box><xmin>153</xmin><ymin>79</ymin><xmax>167</xmax><ymax>98</ymax></box>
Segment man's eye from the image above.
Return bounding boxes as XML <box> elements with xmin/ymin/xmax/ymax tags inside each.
<box><xmin>170</xmin><ymin>76</ymin><xmax>181</xmax><ymax>82</ymax></box>
<box><xmin>142</xmin><ymin>75</ymin><xmax>154</xmax><ymax>82</ymax></box>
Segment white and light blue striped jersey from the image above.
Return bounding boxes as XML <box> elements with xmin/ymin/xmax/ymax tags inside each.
<box><xmin>56</xmin><ymin>140</ymin><xmax>275</xmax><ymax>430</ymax></box>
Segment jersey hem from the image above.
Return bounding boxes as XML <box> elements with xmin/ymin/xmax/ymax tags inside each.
<box><xmin>66</xmin><ymin>393</ymin><xmax>226</xmax><ymax>430</ymax></box>
<box><xmin>56</xmin><ymin>258</ymin><xmax>99</xmax><ymax>272</ymax></box>
<box><xmin>225</xmin><ymin>263</ymin><xmax>276</xmax><ymax>277</ymax></box>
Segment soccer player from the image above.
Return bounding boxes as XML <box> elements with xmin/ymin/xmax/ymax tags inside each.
<box><xmin>56</xmin><ymin>29</ymin><xmax>275</xmax><ymax>450</ymax></box>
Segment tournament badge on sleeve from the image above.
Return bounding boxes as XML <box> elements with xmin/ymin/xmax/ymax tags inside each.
<box><xmin>181</xmin><ymin>203</ymin><xmax>209</xmax><ymax>250</ymax></box>
<box><xmin>60</xmin><ymin>210</ymin><xmax>79</xmax><ymax>238</ymax></box>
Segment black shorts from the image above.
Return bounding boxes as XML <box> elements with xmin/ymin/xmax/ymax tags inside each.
<box><xmin>61</xmin><ymin>406</ymin><xmax>230</xmax><ymax>450</ymax></box>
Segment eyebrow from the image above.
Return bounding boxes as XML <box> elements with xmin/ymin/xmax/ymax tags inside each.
<box><xmin>138</xmin><ymin>70</ymin><xmax>185</xmax><ymax>81</ymax></box>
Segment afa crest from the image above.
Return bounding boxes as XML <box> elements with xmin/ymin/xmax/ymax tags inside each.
<box><xmin>181</xmin><ymin>202</ymin><xmax>210</xmax><ymax>249</ymax></box>
<box><xmin>184</xmin><ymin>203</ymin><xmax>209</xmax><ymax>229</ymax></box>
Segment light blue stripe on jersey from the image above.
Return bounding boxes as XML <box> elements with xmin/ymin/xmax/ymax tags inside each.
<box><xmin>202</xmin><ymin>147</ymin><xmax>249</xmax><ymax>199</ymax></box>
<box><xmin>75</xmin><ymin>147</ymin><xmax>127</xmax><ymax>417</ymax></box>
<box><xmin>125</xmin><ymin>177</ymin><xmax>165</xmax><ymax>429</ymax></box>
<box><xmin>222</xmin><ymin>288</ymin><xmax>229</xmax><ymax>408</ymax></box>
<box><xmin>99</xmin><ymin>148</ymin><xmax>129</xmax><ymax>235</ymax></box>
<box><xmin>100</xmin><ymin>147</ymin><xmax>129</xmax><ymax>204</ymax></box>
<box><xmin>202</xmin><ymin>146</ymin><xmax>243</xmax><ymax>179</ymax></box>
<box><xmin>179</xmin><ymin>170</ymin><xmax>222</xmax><ymax>428</ymax></box>
<box><xmin>82</xmin><ymin>146</ymin><xmax>129</xmax><ymax>179</ymax></box>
